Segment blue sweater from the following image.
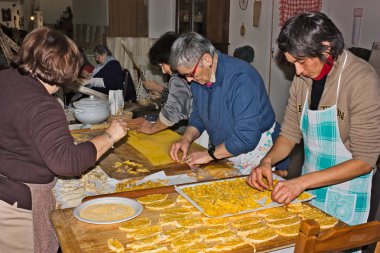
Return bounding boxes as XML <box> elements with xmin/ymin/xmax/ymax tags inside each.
<box><xmin>189</xmin><ymin>52</ymin><xmax>276</xmax><ymax>156</ymax></box>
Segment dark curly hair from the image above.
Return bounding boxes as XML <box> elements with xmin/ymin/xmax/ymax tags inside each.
<box><xmin>12</xmin><ymin>27</ymin><xmax>83</xmax><ymax>87</ymax></box>
<box><xmin>149</xmin><ymin>31</ymin><xmax>178</xmax><ymax>65</ymax></box>
<box><xmin>276</xmin><ymin>12</ymin><xmax>344</xmax><ymax>64</ymax></box>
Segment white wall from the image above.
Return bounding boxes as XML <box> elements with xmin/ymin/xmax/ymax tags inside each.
<box><xmin>72</xmin><ymin>0</ymin><xmax>107</xmax><ymax>26</ymax></box>
<box><xmin>229</xmin><ymin>0</ymin><xmax>272</xmax><ymax>89</ymax></box>
<box><xmin>228</xmin><ymin>0</ymin><xmax>380</xmax><ymax>122</ymax></box>
<box><xmin>148</xmin><ymin>0</ymin><xmax>176</xmax><ymax>38</ymax></box>
<box><xmin>38</xmin><ymin>0</ymin><xmax>72</xmax><ymax>25</ymax></box>
<box><xmin>325</xmin><ymin>0</ymin><xmax>380</xmax><ymax>49</ymax></box>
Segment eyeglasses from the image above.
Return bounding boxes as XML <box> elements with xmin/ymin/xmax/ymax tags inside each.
<box><xmin>183</xmin><ymin>55</ymin><xmax>203</xmax><ymax>78</ymax></box>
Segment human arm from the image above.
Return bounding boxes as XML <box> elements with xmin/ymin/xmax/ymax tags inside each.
<box><xmin>160</xmin><ymin>77</ymin><xmax>192</xmax><ymax>125</ymax></box>
<box><xmin>143</xmin><ymin>80</ymin><xmax>164</xmax><ymax>93</ymax></box>
<box><xmin>271</xmin><ymin>159</ymin><xmax>372</xmax><ymax>205</ymax></box>
<box><xmin>247</xmin><ymin>135</ymin><xmax>296</xmax><ymax>190</ymax></box>
<box><xmin>223</xmin><ymin>73</ymin><xmax>276</xmax><ymax>156</ymax></box>
<box><xmin>91</xmin><ymin>60</ymin><xmax>124</xmax><ymax>90</ymax></box>
<box><xmin>137</xmin><ymin>118</ymin><xmax>169</xmax><ymax>134</ymax></box>
<box><xmin>169</xmin><ymin>126</ymin><xmax>200</xmax><ymax>162</ymax></box>
<box><xmin>185</xmin><ymin>142</ymin><xmax>233</xmax><ymax>166</ymax></box>
<box><xmin>29</xmin><ymin>98</ymin><xmax>127</xmax><ymax>177</ymax></box>
<box><xmin>89</xmin><ymin>119</ymin><xmax>129</xmax><ymax>160</ymax></box>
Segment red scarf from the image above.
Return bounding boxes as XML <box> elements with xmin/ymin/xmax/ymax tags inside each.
<box><xmin>313</xmin><ymin>56</ymin><xmax>334</xmax><ymax>81</ymax></box>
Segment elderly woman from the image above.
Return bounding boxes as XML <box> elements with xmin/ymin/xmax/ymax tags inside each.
<box><xmin>169</xmin><ymin>32</ymin><xmax>288</xmax><ymax>175</ymax></box>
<box><xmin>0</xmin><ymin>27</ymin><xmax>128</xmax><ymax>253</ymax></box>
<box><xmin>85</xmin><ymin>44</ymin><xmax>124</xmax><ymax>95</ymax></box>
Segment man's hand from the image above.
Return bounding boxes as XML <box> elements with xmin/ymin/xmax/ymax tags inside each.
<box><xmin>169</xmin><ymin>138</ymin><xmax>191</xmax><ymax>163</ymax></box>
<box><xmin>184</xmin><ymin>151</ymin><xmax>213</xmax><ymax>166</ymax></box>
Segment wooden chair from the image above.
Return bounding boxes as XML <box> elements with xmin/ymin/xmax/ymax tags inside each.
<box><xmin>294</xmin><ymin>219</ymin><xmax>380</xmax><ymax>253</ymax></box>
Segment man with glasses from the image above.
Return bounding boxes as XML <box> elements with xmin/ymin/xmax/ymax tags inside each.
<box><xmin>169</xmin><ymin>32</ymin><xmax>288</xmax><ymax>175</ymax></box>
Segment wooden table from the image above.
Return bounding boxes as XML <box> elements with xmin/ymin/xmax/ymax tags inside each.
<box><xmin>51</xmin><ymin>183</ymin><xmax>347</xmax><ymax>253</ymax></box>
<box><xmin>70</xmin><ymin>128</ymin><xmax>237</xmax><ymax>180</ymax></box>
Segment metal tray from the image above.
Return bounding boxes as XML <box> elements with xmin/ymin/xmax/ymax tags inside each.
<box><xmin>175</xmin><ymin>175</ymin><xmax>315</xmax><ymax>217</ymax></box>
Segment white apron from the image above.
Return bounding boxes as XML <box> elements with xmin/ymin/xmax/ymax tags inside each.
<box><xmin>229</xmin><ymin>122</ymin><xmax>275</xmax><ymax>175</ymax></box>
<box><xmin>300</xmin><ymin>51</ymin><xmax>372</xmax><ymax>226</ymax></box>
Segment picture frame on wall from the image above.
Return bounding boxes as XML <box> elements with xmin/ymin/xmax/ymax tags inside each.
<box><xmin>2</xmin><ymin>8</ymin><xmax>11</xmax><ymax>22</ymax></box>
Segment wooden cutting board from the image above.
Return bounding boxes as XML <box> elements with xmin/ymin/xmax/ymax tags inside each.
<box><xmin>71</xmin><ymin>129</ymin><xmax>234</xmax><ymax>180</ymax></box>
<box><xmin>51</xmin><ymin>185</ymin><xmax>347</xmax><ymax>253</ymax></box>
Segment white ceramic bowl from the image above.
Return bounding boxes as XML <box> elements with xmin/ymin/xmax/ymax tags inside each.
<box><xmin>73</xmin><ymin>96</ymin><xmax>110</xmax><ymax>125</ymax></box>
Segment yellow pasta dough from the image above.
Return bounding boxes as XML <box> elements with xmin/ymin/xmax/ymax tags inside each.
<box><xmin>107</xmin><ymin>238</ymin><xmax>124</xmax><ymax>253</ymax></box>
<box><xmin>137</xmin><ymin>194</ymin><xmax>168</xmax><ymax>204</ymax></box>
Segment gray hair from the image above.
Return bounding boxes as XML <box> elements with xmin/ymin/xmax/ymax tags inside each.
<box><xmin>169</xmin><ymin>32</ymin><xmax>215</xmax><ymax>70</ymax></box>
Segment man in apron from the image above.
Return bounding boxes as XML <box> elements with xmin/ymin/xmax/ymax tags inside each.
<box><xmin>168</xmin><ymin>32</ymin><xmax>288</xmax><ymax>175</ymax></box>
<box><xmin>247</xmin><ymin>12</ymin><xmax>380</xmax><ymax>228</ymax></box>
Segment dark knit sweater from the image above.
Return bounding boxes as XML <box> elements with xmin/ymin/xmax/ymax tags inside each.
<box><xmin>0</xmin><ymin>69</ymin><xmax>96</xmax><ymax>208</ymax></box>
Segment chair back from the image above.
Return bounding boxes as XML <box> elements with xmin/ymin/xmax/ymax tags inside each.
<box><xmin>123</xmin><ymin>68</ymin><xmax>136</xmax><ymax>103</ymax></box>
<box><xmin>294</xmin><ymin>219</ymin><xmax>380</xmax><ymax>253</ymax></box>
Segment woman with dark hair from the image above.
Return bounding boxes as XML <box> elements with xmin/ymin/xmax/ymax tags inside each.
<box><xmin>137</xmin><ymin>31</ymin><xmax>192</xmax><ymax>134</ymax></box>
<box><xmin>83</xmin><ymin>44</ymin><xmax>124</xmax><ymax>95</ymax></box>
<box><xmin>248</xmin><ymin>12</ymin><xmax>380</xmax><ymax>226</ymax></box>
<box><xmin>0</xmin><ymin>27</ymin><xmax>128</xmax><ymax>253</ymax></box>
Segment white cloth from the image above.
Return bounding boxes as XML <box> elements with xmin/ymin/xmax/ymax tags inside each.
<box><xmin>229</xmin><ymin>122</ymin><xmax>276</xmax><ymax>175</ymax></box>
<box><xmin>89</xmin><ymin>77</ymin><xmax>105</xmax><ymax>88</ymax></box>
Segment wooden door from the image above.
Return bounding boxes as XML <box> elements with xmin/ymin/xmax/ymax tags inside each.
<box><xmin>206</xmin><ymin>0</ymin><xmax>229</xmax><ymax>53</ymax></box>
<box><xmin>176</xmin><ymin>0</ymin><xmax>229</xmax><ymax>53</ymax></box>
<box><xmin>108</xmin><ymin>0</ymin><xmax>148</xmax><ymax>37</ymax></box>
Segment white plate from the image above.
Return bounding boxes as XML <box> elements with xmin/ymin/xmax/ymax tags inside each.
<box><xmin>73</xmin><ymin>197</ymin><xmax>143</xmax><ymax>224</ymax></box>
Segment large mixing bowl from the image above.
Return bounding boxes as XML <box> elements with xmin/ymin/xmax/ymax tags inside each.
<box><xmin>73</xmin><ymin>96</ymin><xmax>110</xmax><ymax>125</ymax></box>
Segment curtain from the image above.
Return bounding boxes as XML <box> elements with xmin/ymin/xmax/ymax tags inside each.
<box><xmin>279</xmin><ymin>0</ymin><xmax>322</xmax><ymax>26</ymax></box>
<box><xmin>106</xmin><ymin>37</ymin><xmax>161</xmax><ymax>88</ymax></box>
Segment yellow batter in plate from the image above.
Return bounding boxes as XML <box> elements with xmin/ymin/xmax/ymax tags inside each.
<box><xmin>80</xmin><ymin>203</ymin><xmax>135</xmax><ymax>222</ymax></box>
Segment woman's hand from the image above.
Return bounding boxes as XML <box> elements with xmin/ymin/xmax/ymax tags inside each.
<box><xmin>76</xmin><ymin>78</ymin><xmax>90</xmax><ymax>86</ymax></box>
<box><xmin>105</xmin><ymin>119</ymin><xmax>129</xmax><ymax>143</ymax></box>
<box><xmin>137</xmin><ymin>120</ymin><xmax>155</xmax><ymax>134</ymax></box>
<box><xmin>271</xmin><ymin>178</ymin><xmax>306</xmax><ymax>205</ymax></box>
<box><xmin>246</xmin><ymin>159</ymin><xmax>274</xmax><ymax>191</ymax></box>
<box><xmin>150</xmin><ymin>91</ymin><xmax>161</xmax><ymax>100</ymax></box>
<box><xmin>91</xmin><ymin>119</ymin><xmax>129</xmax><ymax>160</ymax></box>
<box><xmin>143</xmin><ymin>80</ymin><xmax>164</xmax><ymax>93</ymax></box>
<box><xmin>169</xmin><ymin>138</ymin><xmax>191</xmax><ymax>163</ymax></box>
<box><xmin>184</xmin><ymin>151</ymin><xmax>213</xmax><ymax>166</ymax></box>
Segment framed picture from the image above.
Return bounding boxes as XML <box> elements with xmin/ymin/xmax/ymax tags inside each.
<box><xmin>2</xmin><ymin>8</ymin><xmax>11</xmax><ymax>22</ymax></box>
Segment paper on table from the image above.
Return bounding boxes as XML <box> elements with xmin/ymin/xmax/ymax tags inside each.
<box><xmin>107</xmin><ymin>171</ymin><xmax>197</xmax><ymax>190</ymax></box>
